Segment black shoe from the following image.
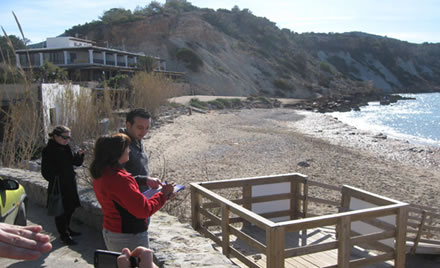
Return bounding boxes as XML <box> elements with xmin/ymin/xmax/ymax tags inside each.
<box><xmin>68</xmin><ymin>228</ymin><xmax>82</xmax><ymax>236</ymax></box>
<box><xmin>60</xmin><ymin>234</ymin><xmax>77</xmax><ymax>245</ymax></box>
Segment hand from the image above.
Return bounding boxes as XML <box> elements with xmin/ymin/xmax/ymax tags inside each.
<box><xmin>167</xmin><ymin>192</ymin><xmax>177</xmax><ymax>201</ymax></box>
<box><xmin>160</xmin><ymin>183</ymin><xmax>175</xmax><ymax>197</ymax></box>
<box><xmin>117</xmin><ymin>247</ymin><xmax>157</xmax><ymax>268</ymax></box>
<box><xmin>146</xmin><ymin>177</ymin><xmax>161</xmax><ymax>189</ymax></box>
<box><xmin>0</xmin><ymin>223</ymin><xmax>52</xmax><ymax>260</ymax></box>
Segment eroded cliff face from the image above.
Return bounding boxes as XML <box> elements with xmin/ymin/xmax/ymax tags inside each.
<box><xmin>70</xmin><ymin>9</ymin><xmax>440</xmax><ymax>98</ymax></box>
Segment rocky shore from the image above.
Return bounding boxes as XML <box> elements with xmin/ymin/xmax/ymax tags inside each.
<box><xmin>145</xmin><ymin>105</ymin><xmax>440</xmax><ymax>224</ymax></box>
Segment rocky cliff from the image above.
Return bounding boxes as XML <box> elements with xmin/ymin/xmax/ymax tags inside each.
<box><xmin>64</xmin><ymin>2</ymin><xmax>440</xmax><ymax>98</ymax></box>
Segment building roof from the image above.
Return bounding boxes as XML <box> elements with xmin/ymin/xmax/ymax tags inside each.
<box><xmin>16</xmin><ymin>45</ymin><xmax>146</xmax><ymax>57</ymax></box>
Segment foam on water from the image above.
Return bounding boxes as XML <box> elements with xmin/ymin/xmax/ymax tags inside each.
<box><xmin>330</xmin><ymin>93</ymin><xmax>440</xmax><ymax>146</ymax></box>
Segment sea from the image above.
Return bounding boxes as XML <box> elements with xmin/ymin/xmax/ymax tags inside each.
<box><xmin>330</xmin><ymin>92</ymin><xmax>440</xmax><ymax>147</ymax></box>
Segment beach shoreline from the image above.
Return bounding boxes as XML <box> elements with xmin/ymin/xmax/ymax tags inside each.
<box><xmin>144</xmin><ymin>107</ymin><xmax>440</xmax><ymax>222</ymax></box>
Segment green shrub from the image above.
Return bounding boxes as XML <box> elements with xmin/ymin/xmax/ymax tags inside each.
<box><xmin>189</xmin><ymin>98</ymin><xmax>208</xmax><ymax>109</ymax></box>
<box><xmin>215</xmin><ymin>98</ymin><xmax>243</xmax><ymax>108</ymax></box>
<box><xmin>176</xmin><ymin>48</ymin><xmax>203</xmax><ymax>72</ymax></box>
<box><xmin>107</xmin><ymin>74</ymin><xmax>129</xmax><ymax>89</ymax></box>
<box><xmin>320</xmin><ymin>61</ymin><xmax>334</xmax><ymax>74</ymax></box>
<box><xmin>37</xmin><ymin>61</ymin><xmax>67</xmax><ymax>82</ymax></box>
<box><xmin>208</xmin><ymin>99</ymin><xmax>225</xmax><ymax>109</ymax></box>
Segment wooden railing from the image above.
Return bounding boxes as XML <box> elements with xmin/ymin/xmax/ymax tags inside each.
<box><xmin>191</xmin><ymin>173</ymin><xmax>409</xmax><ymax>268</ymax></box>
<box><xmin>407</xmin><ymin>204</ymin><xmax>440</xmax><ymax>253</ymax></box>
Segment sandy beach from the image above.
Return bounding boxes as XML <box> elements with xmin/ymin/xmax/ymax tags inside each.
<box><xmin>143</xmin><ymin>107</ymin><xmax>440</xmax><ymax>222</ymax></box>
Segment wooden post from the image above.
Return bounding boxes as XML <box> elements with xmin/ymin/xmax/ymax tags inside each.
<box><xmin>395</xmin><ymin>206</ymin><xmax>408</xmax><ymax>268</ymax></box>
<box><xmin>302</xmin><ymin>180</ymin><xmax>308</xmax><ymax>218</ymax></box>
<box><xmin>337</xmin><ymin>216</ymin><xmax>351</xmax><ymax>268</ymax></box>
<box><xmin>221</xmin><ymin>203</ymin><xmax>231</xmax><ymax>257</ymax></box>
<box><xmin>301</xmin><ymin>180</ymin><xmax>308</xmax><ymax>246</ymax></box>
<box><xmin>291</xmin><ymin>181</ymin><xmax>301</xmax><ymax>220</ymax></box>
<box><xmin>340</xmin><ymin>187</ymin><xmax>351</xmax><ymax>213</ymax></box>
<box><xmin>337</xmin><ymin>187</ymin><xmax>352</xmax><ymax>240</ymax></box>
<box><xmin>410</xmin><ymin>210</ymin><xmax>427</xmax><ymax>254</ymax></box>
<box><xmin>266</xmin><ymin>226</ymin><xmax>285</xmax><ymax>268</ymax></box>
<box><xmin>243</xmin><ymin>185</ymin><xmax>252</xmax><ymax>227</ymax></box>
<box><xmin>191</xmin><ymin>184</ymin><xmax>201</xmax><ymax>230</ymax></box>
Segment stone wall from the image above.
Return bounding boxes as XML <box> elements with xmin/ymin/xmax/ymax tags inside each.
<box><xmin>0</xmin><ymin>168</ymin><xmax>237</xmax><ymax>267</ymax></box>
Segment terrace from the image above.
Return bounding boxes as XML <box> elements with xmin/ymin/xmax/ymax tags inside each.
<box><xmin>190</xmin><ymin>173</ymin><xmax>410</xmax><ymax>267</ymax></box>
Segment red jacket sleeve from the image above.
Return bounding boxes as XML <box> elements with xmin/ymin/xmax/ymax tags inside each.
<box><xmin>111</xmin><ymin>171</ymin><xmax>167</xmax><ymax>219</ymax></box>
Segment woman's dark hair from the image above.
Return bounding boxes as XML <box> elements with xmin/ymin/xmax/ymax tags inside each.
<box><xmin>48</xmin><ymin>125</ymin><xmax>70</xmax><ymax>138</ymax></box>
<box><xmin>89</xmin><ymin>133</ymin><xmax>131</xmax><ymax>179</ymax></box>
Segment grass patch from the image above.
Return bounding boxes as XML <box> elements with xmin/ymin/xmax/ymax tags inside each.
<box><xmin>189</xmin><ymin>98</ymin><xmax>208</xmax><ymax>109</ymax></box>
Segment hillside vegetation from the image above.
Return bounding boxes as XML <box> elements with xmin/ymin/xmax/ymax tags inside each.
<box><xmin>62</xmin><ymin>1</ymin><xmax>440</xmax><ymax>98</ymax></box>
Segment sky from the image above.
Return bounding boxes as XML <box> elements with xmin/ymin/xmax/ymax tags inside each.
<box><xmin>1</xmin><ymin>0</ymin><xmax>439</xmax><ymax>45</ymax></box>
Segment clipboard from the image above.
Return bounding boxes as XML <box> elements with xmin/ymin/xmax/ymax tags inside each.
<box><xmin>142</xmin><ymin>184</ymin><xmax>185</xmax><ymax>199</ymax></box>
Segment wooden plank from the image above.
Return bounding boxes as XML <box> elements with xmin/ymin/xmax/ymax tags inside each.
<box><xmin>349</xmin><ymin>252</ymin><xmax>395</xmax><ymax>267</ymax></box>
<box><xmin>340</xmin><ymin>186</ymin><xmax>351</xmax><ymax>212</ymax></box>
<box><xmin>342</xmin><ymin>185</ymin><xmax>404</xmax><ymax>206</ymax></box>
<box><xmin>295</xmin><ymin>255</ymin><xmax>321</xmax><ymax>267</ymax></box>
<box><xmin>395</xmin><ymin>206</ymin><xmax>408</xmax><ymax>268</ymax></box>
<box><xmin>337</xmin><ymin>216</ymin><xmax>351</xmax><ymax>268</ymax></box>
<box><xmin>285</xmin><ymin>240</ymin><xmax>338</xmax><ymax>257</ymax></box>
<box><xmin>199</xmin><ymin>206</ymin><xmax>221</xmax><ymax>225</ymax></box>
<box><xmin>359</xmin><ymin>217</ymin><xmax>396</xmax><ymax>231</ymax></box>
<box><xmin>266</xmin><ymin>226</ymin><xmax>285</xmax><ymax>268</ymax></box>
<box><xmin>281</xmin><ymin>203</ymin><xmax>405</xmax><ymax>232</ymax></box>
<box><xmin>411</xmin><ymin>210</ymin><xmax>427</xmax><ymax>254</ymax></box>
<box><xmin>242</xmin><ymin>184</ymin><xmax>252</xmax><ymax>228</ymax></box>
<box><xmin>229</xmin><ymin>225</ymin><xmax>266</xmax><ymax>253</ymax></box>
<box><xmin>199</xmin><ymin>173</ymin><xmax>307</xmax><ymax>190</ymax></box>
<box><xmin>198</xmin><ymin>225</ymin><xmax>222</xmax><ymax>245</ymax></box>
<box><xmin>191</xmin><ymin>183</ymin><xmax>274</xmax><ymax>229</ymax></box>
<box><xmin>350</xmin><ymin>230</ymin><xmax>395</xmax><ymax>246</ymax></box>
<box><xmin>418</xmin><ymin>238</ymin><xmax>440</xmax><ymax>245</ymax></box>
<box><xmin>258</xmin><ymin>209</ymin><xmax>293</xmax><ymax>219</ymax></box>
<box><xmin>421</xmin><ymin>224</ymin><xmax>440</xmax><ymax>232</ymax></box>
<box><xmin>303</xmin><ymin>180</ymin><xmax>309</xmax><ymax>219</ymax></box>
<box><xmin>204</xmin><ymin>192</ymin><xmax>302</xmax><ymax>208</ymax></box>
<box><xmin>242</xmin><ymin>184</ymin><xmax>252</xmax><ymax>209</ymax></box>
<box><xmin>302</xmin><ymin>252</ymin><xmax>333</xmax><ymax>267</ymax></box>
<box><xmin>349</xmin><ymin>230</ymin><xmax>395</xmax><ymax>252</ymax></box>
<box><xmin>228</xmin><ymin>246</ymin><xmax>262</xmax><ymax>268</ymax></box>
<box><xmin>291</xmin><ymin>181</ymin><xmax>297</xmax><ymax>220</ymax></box>
<box><xmin>221</xmin><ymin>203</ymin><xmax>230</xmax><ymax>257</ymax></box>
<box><xmin>285</xmin><ymin>257</ymin><xmax>310</xmax><ymax>268</ymax></box>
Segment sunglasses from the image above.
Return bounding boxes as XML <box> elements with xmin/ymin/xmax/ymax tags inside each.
<box><xmin>59</xmin><ymin>135</ymin><xmax>71</xmax><ymax>140</ymax></box>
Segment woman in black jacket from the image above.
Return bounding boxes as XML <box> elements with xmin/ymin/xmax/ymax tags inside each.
<box><xmin>41</xmin><ymin>125</ymin><xmax>84</xmax><ymax>245</ymax></box>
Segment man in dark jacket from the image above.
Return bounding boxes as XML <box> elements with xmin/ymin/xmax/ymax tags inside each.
<box><xmin>119</xmin><ymin>109</ymin><xmax>161</xmax><ymax>192</ymax></box>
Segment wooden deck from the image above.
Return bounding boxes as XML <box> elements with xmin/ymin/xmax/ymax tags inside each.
<box><xmin>214</xmin><ymin>225</ymin><xmax>394</xmax><ymax>267</ymax></box>
<box><xmin>192</xmin><ymin>173</ymin><xmax>409</xmax><ymax>267</ymax></box>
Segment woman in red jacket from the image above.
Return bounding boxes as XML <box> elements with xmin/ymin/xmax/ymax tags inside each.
<box><xmin>90</xmin><ymin>133</ymin><xmax>174</xmax><ymax>251</ymax></box>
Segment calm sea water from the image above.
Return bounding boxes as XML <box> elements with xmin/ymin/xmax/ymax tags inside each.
<box><xmin>330</xmin><ymin>92</ymin><xmax>440</xmax><ymax>146</ymax></box>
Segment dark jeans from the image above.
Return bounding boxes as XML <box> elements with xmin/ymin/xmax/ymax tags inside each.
<box><xmin>55</xmin><ymin>208</ymin><xmax>75</xmax><ymax>236</ymax></box>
